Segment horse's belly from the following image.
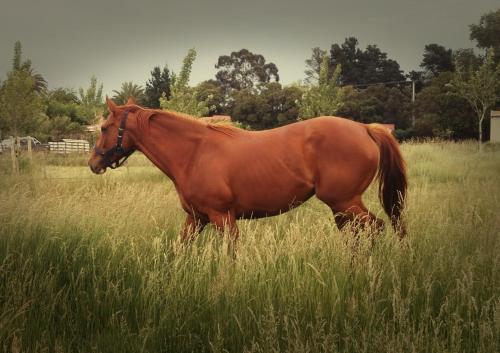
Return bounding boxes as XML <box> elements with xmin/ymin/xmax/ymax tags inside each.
<box><xmin>234</xmin><ymin>183</ymin><xmax>315</xmax><ymax>219</ymax></box>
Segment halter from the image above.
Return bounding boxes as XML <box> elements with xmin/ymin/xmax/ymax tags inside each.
<box><xmin>94</xmin><ymin>110</ymin><xmax>135</xmax><ymax>169</ymax></box>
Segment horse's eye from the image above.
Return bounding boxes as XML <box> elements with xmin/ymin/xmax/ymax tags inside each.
<box><xmin>101</xmin><ymin>126</ymin><xmax>107</xmax><ymax>133</ymax></box>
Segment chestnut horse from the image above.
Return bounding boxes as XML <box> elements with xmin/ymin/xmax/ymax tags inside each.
<box><xmin>89</xmin><ymin>98</ymin><xmax>407</xmax><ymax>252</ymax></box>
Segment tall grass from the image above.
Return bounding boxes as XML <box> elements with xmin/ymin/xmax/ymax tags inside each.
<box><xmin>0</xmin><ymin>142</ymin><xmax>499</xmax><ymax>353</ymax></box>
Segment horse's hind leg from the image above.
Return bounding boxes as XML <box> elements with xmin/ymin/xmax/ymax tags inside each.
<box><xmin>329</xmin><ymin>197</ymin><xmax>385</xmax><ymax>235</ymax></box>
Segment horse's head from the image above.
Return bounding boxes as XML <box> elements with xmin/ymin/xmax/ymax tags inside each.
<box><xmin>88</xmin><ymin>97</ymin><xmax>137</xmax><ymax>174</ymax></box>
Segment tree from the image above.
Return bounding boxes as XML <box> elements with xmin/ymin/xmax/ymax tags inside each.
<box><xmin>215</xmin><ymin>49</ymin><xmax>279</xmax><ymax>93</ymax></box>
<box><xmin>229</xmin><ymin>88</ymin><xmax>268</xmax><ymax>129</ymax></box>
<box><xmin>145</xmin><ymin>65</ymin><xmax>171</xmax><ymax>108</ymax></box>
<box><xmin>45</xmin><ymin>88</ymin><xmax>88</xmax><ymax>125</ymax></box>
<box><xmin>451</xmin><ymin>49</ymin><xmax>500</xmax><ymax>150</ymax></box>
<box><xmin>48</xmin><ymin>87</ymin><xmax>79</xmax><ymax>104</ymax></box>
<box><xmin>78</xmin><ymin>76</ymin><xmax>104</xmax><ymax>124</ymax></box>
<box><xmin>13</xmin><ymin>41</ymin><xmax>22</xmax><ymax>71</ymax></box>
<box><xmin>261</xmin><ymin>83</ymin><xmax>302</xmax><ymax>127</ymax></box>
<box><xmin>304</xmin><ymin>47</ymin><xmax>326</xmax><ymax>84</ymax></box>
<box><xmin>338</xmin><ymin>85</ymin><xmax>412</xmax><ymax>129</ymax></box>
<box><xmin>228</xmin><ymin>83</ymin><xmax>302</xmax><ymax>130</ymax></box>
<box><xmin>470</xmin><ymin>9</ymin><xmax>500</xmax><ymax>62</ymax></box>
<box><xmin>420</xmin><ymin>44</ymin><xmax>454</xmax><ymax>78</ymax></box>
<box><xmin>0</xmin><ymin>70</ymin><xmax>46</xmax><ymax>138</ymax></box>
<box><xmin>113</xmin><ymin>82</ymin><xmax>146</xmax><ymax>105</ymax></box>
<box><xmin>330</xmin><ymin>37</ymin><xmax>405</xmax><ymax>85</ymax></box>
<box><xmin>160</xmin><ymin>48</ymin><xmax>210</xmax><ymax>117</ymax></box>
<box><xmin>453</xmin><ymin>49</ymin><xmax>482</xmax><ymax>74</ymax></box>
<box><xmin>412</xmin><ymin>72</ymin><xmax>475</xmax><ymax>139</ymax></box>
<box><xmin>195</xmin><ymin>80</ymin><xmax>225</xmax><ymax>116</ymax></box>
<box><xmin>299</xmin><ymin>55</ymin><xmax>345</xmax><ymax>119</ymax></box>
<box><xmin>11</xmin><ymin>41</ymin><xmax>47</xmax><ymax>94</ymax></box>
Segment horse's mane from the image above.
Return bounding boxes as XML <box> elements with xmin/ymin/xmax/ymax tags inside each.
<box><xmin>122</xmin><ymin>104</ymin><xmax>243</xmax><ymax>137</ymax></box>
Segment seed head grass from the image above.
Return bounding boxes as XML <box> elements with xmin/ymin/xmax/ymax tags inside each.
<box><xmin>0</xmin><ymin>141</ymin><xmax>499</xmax><ymax>352</ymax></box>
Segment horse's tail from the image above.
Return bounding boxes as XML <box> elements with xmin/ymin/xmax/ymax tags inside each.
<box><xmin>366</xmin><ymin>124</ymin><xmax>408</xmax><ymax>237</ymax></box>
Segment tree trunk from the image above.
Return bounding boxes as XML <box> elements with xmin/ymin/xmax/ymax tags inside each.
<box><xmin>478</xmin><ymin>112</ymin><xmax>484</xmax><ymax>152</ymax></box>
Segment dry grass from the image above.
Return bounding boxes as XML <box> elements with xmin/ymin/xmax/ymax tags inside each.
<box><xmin>0</xmin><ymin>141</ymin><xmax>499</xmax><ymax>353</ymax></box>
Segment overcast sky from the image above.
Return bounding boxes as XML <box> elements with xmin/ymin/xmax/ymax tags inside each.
<box><xmin>1</xmin><ymin>0</ymin><xmax>498</xmax><ymax>95</ymax></box>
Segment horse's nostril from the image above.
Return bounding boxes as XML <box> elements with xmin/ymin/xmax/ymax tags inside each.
<box><xmin>89</xmin><ymin>162</ymin><xmax>99</xmax><ymax>174</ymax></box>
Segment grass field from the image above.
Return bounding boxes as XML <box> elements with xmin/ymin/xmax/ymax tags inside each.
<box><xmin>0</xmin><ymin>141</ymin><xmax>499</xmax><ymax>353</ymax></box>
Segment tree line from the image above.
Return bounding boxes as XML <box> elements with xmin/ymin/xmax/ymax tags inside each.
<box><xmin>0</xmin><ymin>8</ymin><xmax>499</xmax><ymax>144</ymax></box>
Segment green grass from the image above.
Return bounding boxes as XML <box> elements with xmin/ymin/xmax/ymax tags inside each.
<box><xmin>0</xmin><ymin>142</ymin><xmax>499</xmax><ymax>353</ymax></box>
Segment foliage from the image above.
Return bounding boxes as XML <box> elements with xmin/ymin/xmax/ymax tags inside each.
<box><xmin>413</xmin><ymin>72</ymin><xmax>476</xmax><ymax>139</ymax></box>
<box><xmin>304</xmin><ymin>47</ymin><xmax>326</xmax><ymax>84</ymax></box>
<box><xmin>229</xmin><ymin>83</ymin><xmax>302</xmax><ymax>129</ymax></box>
<box><xmin>47</xmin><ymin>87</ymin><xmax>79</xmax><ymax>104</ymax></box>
<box><xmin>451</xmin><ymin>48</ymin><xmax>500</xmax><ymax>149</ymax></box>
<box><xmin>452</xmin><ymin>49</ymin><xmax>482</xmax><ymax>74</ymax></box>
<box><xmin>261</xmin><ymin>83</ymin><xmax>302</xmax><ymax>127</ymax></box>
<box><xmin>19</xmin><ymin>60</ymin><xmax>48</xmax><ymax>94</ymax></box>
<box><xmin>13</xmin><ymin>40</ymin><xmax>22</xmax><ymax>70</ymax></box>
<box><xmin>0</xmin><ymin>70</ymin><xmax>46</xmax><ymax>138</ymax></box>
<box><xmin>330</xmin><ymin>37</ymin><xmax>405</xmax><ymax>85</ymax></box>
<box><xmin>338</xmin><ymin>84</ymin><xmax>412</xmax><ymax>129</ymax></box>
<box><xmin>145</xmin><ymin>65</ymin><xmax>171</xmax><ymax>108</ymax></box>
<box><xmin>45</xmin><ymin>88</ymin><xmax>88</xmax><ymax>125</ymax></box>
<box><xmin>78</xmin><ymin>76</ymin><xmax>104</xmax><ymax>124</ymax></box>
<box><xmin>11</xmin><ymin>40</ymin><xmax>47</xmax><ymax>94</ymax></box>
<box><xmin>299</xmin><ymin>55</ymin><xmax>345</xmax><ymax>119</ymax></box>
<box><xmin>420</xmin><ymin>43</ymin><xmax>454</xmax><ymax>78</ymax></box>
<box><xmin>195</xmin><ymin>80</ymin><xmax>225</xmax><ymax>116</ymax></box>
<box><xmin>112</xmin><ymin>81</ymin><xmax>146</xmax><ymax>105</ymax></box>
<box><xmin>470</xmin><ymin>8</ymin><xmax>500</xmax><ymax>61</ymax></box>
<box><xmin>160</xmin><ymin>49</ymin><xmax>210</xmax><ymax>117</ymax></box>
<box><xmin>215</xmin><ymin>49</ymin><xmax>279</xmax><ymax>93</ymax></box>
<box><xmin>174</xmin><ymin>48</ymin><xmax>196</xmax><ymax>90</ymax></box>
<box><xmin>229</xmin><ymin>88</ymin><xmax>266</xmax><ymax>128</ymax></box>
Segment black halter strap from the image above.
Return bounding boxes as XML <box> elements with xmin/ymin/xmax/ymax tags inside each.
<box><xmin>94</xmin><ymin>111</ymin><xmax>135</xmax><ymax>169</ymax></box>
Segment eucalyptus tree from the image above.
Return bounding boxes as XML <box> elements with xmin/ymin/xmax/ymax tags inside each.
<box><xmin>215</xmin><ymin>49</ymin><xmax>279</xmax><ymax>93</ymax></box>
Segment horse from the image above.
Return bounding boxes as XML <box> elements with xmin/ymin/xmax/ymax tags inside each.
<box><xmin>88</xmin><ymin>97</ymin><xmax>407</xmax><ymax>253</ymax></box>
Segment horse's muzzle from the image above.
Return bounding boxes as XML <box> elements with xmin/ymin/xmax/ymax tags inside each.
<box><xmin>88</xmin><ymin>157</ymin><xmax>107</xmax><ymax>175</ymax></box>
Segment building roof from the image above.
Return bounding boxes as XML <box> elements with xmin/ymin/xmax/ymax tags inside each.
<box><xmin>201</xmin><ymin>115</ymin><xmax>232</xmax><ymax>123</ymax></box>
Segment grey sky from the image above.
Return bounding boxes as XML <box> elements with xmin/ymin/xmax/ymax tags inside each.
<box><xmin>1</xmin><ymin>0</ymin><xmax>498</xmax><ymax>96</ymax></box>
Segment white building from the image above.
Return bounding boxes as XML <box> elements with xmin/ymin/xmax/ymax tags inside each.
<box><xmin>491</xmin><ymin>111</ymin><xmax>500</xmax><ymax>143</ymax></box>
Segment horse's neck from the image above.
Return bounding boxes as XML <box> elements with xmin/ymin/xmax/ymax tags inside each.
<box><xmin>134</xmin><ymin>113</ymin><xmax>206</xmax><ymax>183</ymax></box>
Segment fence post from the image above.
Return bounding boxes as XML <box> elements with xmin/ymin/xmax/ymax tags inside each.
<box><xmin>27</xmin><ymin>136</ymin><xmax>33</xmax><ymax>162</ymax></box>
<box><xmin>10</xmin><ymin>137</ymin><xmax>20</xmax><ymax>175</ymax></box>
<box><xmin>10</xmin><ymin>140</ymin><xmax>17</xmax><ymax>175</ymax></box>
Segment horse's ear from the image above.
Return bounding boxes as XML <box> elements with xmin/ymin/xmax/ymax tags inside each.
<box><xmin>106</xmin><ymin>96</ymin><xmax>117</xmax><ymax>114</ymax></box>
<box><xmin>126</xmin><ymin>97</ymin><xmax>136</xmax><ymax>105</ymax></box>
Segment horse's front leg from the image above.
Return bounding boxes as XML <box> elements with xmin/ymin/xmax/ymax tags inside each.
<box><xmin>180</xmin><ymin>214</ymin><xmax>207</xmax><ymax>244</ymax></box>
<box><xmin>208</xmin><ymin>210</ymin><xmax>239</xmax><ymax>258</ymax></box>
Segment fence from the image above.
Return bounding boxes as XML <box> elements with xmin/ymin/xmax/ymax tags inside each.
<box><xmin>48</xmin><ymin>140</ymin><xmax>90</xmax><ymax>154</ymax></box>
